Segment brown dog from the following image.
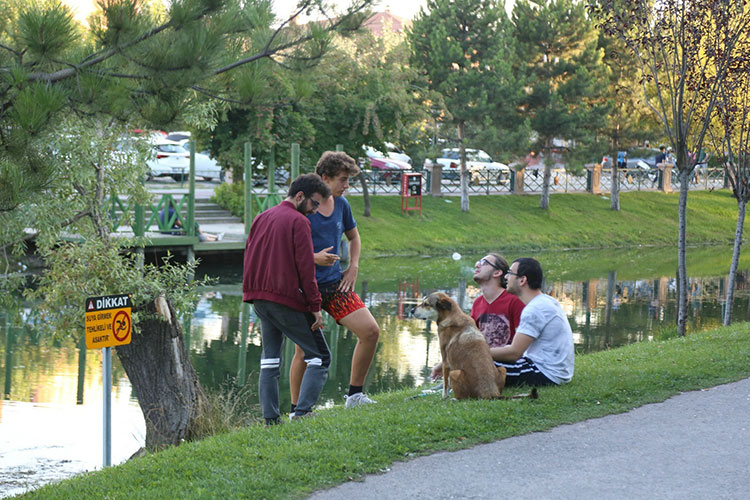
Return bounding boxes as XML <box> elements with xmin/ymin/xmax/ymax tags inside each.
<box><xmin>412</xmin><ymin>292</ymin><xmax>508</xmax><ymax>400</ymax></box>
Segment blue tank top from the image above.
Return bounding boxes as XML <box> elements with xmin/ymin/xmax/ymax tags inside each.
<box><xmin>308</xmin><ymin>196</ymin><xmax>357</xmax><ymax>286</ymax></box>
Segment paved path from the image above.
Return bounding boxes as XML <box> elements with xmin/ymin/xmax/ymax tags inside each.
<box><xmin>309</xmin><ymin>378</ymin><xmax>750</xmax><ymax>500</ymax></box>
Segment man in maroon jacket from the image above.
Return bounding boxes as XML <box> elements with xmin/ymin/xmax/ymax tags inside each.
<box><xmin>243</xmin><ymin>173</ymin><xmax>332</xmax><ymax>425</ymax></box>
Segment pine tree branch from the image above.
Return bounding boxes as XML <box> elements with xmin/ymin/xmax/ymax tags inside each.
<box><xmin>190</xmin><ymin>85</ymin><xmax>245</xmax><ymax>104</ymax></box>
<box><xmin>0</xmin><ymin>42</ymin><xmax>20</xmax><ymax>57</ymax></box>
<box><xmin>26</xmin><ymin>21</ymin><xmax>175</xmax><ymax>83</ymax></box>
<box><xmin>212</xmin><ymin>0</ymin><xmax>369</xmax><ymax>77</ymax></box>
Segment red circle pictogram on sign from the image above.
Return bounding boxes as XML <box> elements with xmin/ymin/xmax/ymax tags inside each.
<box><xmin>112</xmin><ymin>310</ymin><xmax>131</xmax><ymax>342</ymax></box>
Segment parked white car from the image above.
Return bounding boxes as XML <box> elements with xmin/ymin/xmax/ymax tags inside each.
<box><xmin>192</xmin><ymin>150</ymin><xmax>224</xmax><ymax>181</ymax></box>
<box><xmin>364</xmin><ymin>142</ymin><xmax>413</xmax><ymax>165</ymax></box>
<box><xmin>146</xmin><ymin>140</ymin><xmax>223</xmax><ymax>181</ymax></box>
<box><xmin>436</xmin><ymin>148</ymin><xmax>511</xmax><ymax>184</ymax></box>
<box><xmin>147</xmin><ymin>140</ymin><xmax>190</xmax><ymax>180</ymax></box>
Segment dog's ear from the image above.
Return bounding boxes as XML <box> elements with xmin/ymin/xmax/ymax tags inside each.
<box><xmin>435</xmin><ymin>296</ymin><xmax>453</xmax><ymax>311</ymax></box>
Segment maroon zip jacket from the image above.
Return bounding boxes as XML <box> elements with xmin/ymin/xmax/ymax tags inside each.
<box><xmin>242</xmin><ymin>200</ymin><xmax>321</xmax><ymax>312</ymax></box>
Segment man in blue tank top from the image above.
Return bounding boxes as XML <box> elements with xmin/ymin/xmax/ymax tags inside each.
<box><xmin>289</xmin><ymin>151</ymin><xmax>381</xmax><ymax>411</ymax></box>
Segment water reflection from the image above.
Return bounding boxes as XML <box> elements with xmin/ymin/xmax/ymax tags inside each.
<box><xmin>5</xmin><ymin>258</ymin><xmax>750</xmax><ymax>409</ymax></box>
<box><xmin>184</xmin><ymin>265</ymin><xmax>750</xmax><ymax>406</ymax></box>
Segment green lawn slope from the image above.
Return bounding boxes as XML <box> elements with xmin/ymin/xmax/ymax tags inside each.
<box><xmin>348</xmin><ymin>190</ymin><xmax>744</xmax><ymax>256</ymax></box>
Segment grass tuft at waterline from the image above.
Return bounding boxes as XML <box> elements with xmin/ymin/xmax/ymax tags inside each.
<box><xmin>24</xmin><ymin>323</ymin><xmax>750</xmax><ymax>500</ymax></box>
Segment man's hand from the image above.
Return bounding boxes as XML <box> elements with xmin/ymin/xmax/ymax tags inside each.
<box><xmin>430</xmin><ymin>362</ymin><xmax>443</xmax><ymax>380</ymax></box>
<box><xmin>338</xmin><ymin>265</ymin><xmax>358</xmax><ymax>292</ymax></box>
<box><xmin>314</xmin><ymin>246</ymin><xmax>339</xmax><ymax>266</ymax></box>
<box><xmin>311</xmin><ymin>311</ymin><xmax>324</xmax><ymax>331</ymax></box>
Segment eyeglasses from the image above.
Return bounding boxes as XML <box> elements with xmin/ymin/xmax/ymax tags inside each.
<box><xmin>478</xmin><ymin>258</ymin><xmax>501</xmax><ymax>270</ymax></box>
<box><xmin>506</xmin><ymin>270</ymin><xmax>518</xmax><ymax>277</ymax></box>
<box><xmin>306</xmin><ymin>197</ymin><xmax>320</xmax><ymax>208</ymax></box>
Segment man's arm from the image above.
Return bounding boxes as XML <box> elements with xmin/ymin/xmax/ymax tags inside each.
<box><xmin>489</xmin><ymin>333</ymin><xmax>534</xmax><ymax>363</ymax></box>
<box><xmin>314</xmin><ymin>246</ymin><xmax>339</xmax><ymax>266</ymax></box>
<box><xmin>339</xmin><ymin>227</ymin><xmax>361</xmax><ymax>292</ymax></box>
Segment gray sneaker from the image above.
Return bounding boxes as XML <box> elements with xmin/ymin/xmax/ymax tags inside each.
<box><xmin>345</xmin><ymin>392</ymin><xmax>377</xmax><ymax>408</ymax></box>
<box><xmin>289</xmin><ymin>411</ymin><xmax>316</xmax><ymax>422</ymax></box>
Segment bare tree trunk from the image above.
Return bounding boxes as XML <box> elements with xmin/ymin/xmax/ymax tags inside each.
<box><xmin>116</xmin><ymin>296</ymin><xmax>206</xmax><ymax>450</ymax></box>
<box><xmin>357</xmin><ymin>172</ymin><xmax>371</xmax><ymax>217</ymax></box>
<box><xmin>610</xmin><ymin>159</ymin><xmax>620</xmax><ymax>211</ymax></box>
<box><xmin>457</xmin><ymin>122</ymin><xmax>470</xmax><ymax>212</ymax></box>
<box><xmin>677</xmin><ymin>168</ymin><xmax>690</xmax><ymax>336</ymax></box>
<box><xmin>540</xmin><ymin>161</ymin><xmax>551</xmax><ymax>209</ymax></box>
<box><xmin>540</xmin><ymin>141</ymin><xmax>552</xmax><ymax>209</ymax></box>
<box><xmin>724</xmin><ymin>198</ymin><xmax>746</xmax><ymax>325</ymax></box>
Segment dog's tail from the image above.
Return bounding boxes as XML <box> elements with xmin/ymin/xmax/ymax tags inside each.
<box><xmin>498</xmin><ymin>387</ymin><xmax>539</xmax><ymax>400</ymax></box>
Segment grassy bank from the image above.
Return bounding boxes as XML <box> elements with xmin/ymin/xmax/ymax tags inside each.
<box><xmin>346</xmin><ymin>190</ymin><xmax>744</xmax><ymax>256</ymax></box>
<box><xmin>26</xmin><ymin>324</ymin><xmax>750</xmax><ymax>499</ymax></box>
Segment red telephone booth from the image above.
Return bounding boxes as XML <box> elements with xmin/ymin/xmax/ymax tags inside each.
<box><xmin>401</xmin><ymin>172</ymin><xmax>423</xmax><ymax>216</ymax></box>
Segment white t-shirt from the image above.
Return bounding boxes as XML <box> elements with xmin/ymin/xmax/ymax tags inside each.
<box><xmin>517</xmin><ymin>294</ymin><xmax>575</xmax><ymax>384</ymax></box>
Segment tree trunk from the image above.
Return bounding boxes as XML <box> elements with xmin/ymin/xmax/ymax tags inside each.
<box><xmin>357</xmin><ymin>172</ymin><xmax>371</xmax><ymax>217</ymax></box>
<box><xmin>540</xmin><ymin>141</ymin><xmax>552</xmax><ymax>209</ymax></box>
<box><xmin>540</xmin><ymin>161</ymin><xmax>551</xmax><ymax>209</ymax></box>
<box><xmin>677</xmin><ymin>168</ymin><xmax>690</xmax><ymax>336</ymax></box>
<box><xmin>115</xmin><ymin>296</ymin><xmax>206</xmax><ymax>450</ymax></box>
<box><xmin>610</xmin><ymin>159</ymin><xmax>620</xmax><ymax>211</ymax></box>
<box><xmin>724</xmin><ymin>198</ymin><xmax>746</xmax><ymax>325</ymax></box>
<box><xmin>457</xmin><ymin>121</ymin><xmax>470</xmax><ymax>213</ymax></box>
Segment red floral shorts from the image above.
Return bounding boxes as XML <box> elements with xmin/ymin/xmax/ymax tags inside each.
<box><xmin>319</xmin><ymin>280</ymin><xmax>366</xmax><ymax>322</ymax></box>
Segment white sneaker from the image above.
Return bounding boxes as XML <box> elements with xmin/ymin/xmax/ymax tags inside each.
<box><xmin>289</xmin><ymin>411</ymin><xmax>315</xmax><ymax>422</ymax></box>
<box><xmin>345</xmin><ymin>392</ymin><xmax>377</xmax><ymax>408</ymax></box>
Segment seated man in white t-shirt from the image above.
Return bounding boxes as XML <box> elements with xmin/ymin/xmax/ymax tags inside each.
<box><xmin>493</xmin><ymin>257</ymin><xmax>575</xmax><ymax>386</ymax></box>
<box><xmin>430</xmin><ymin>252</ymin><xmax>525</xmax><ymax>380</ymax></box>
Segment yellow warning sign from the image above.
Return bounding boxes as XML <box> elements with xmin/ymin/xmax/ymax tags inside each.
<box><xmin>85</xmin><ymin>294</ymin><xmax>132</xmax><ymax>349</ymax></box>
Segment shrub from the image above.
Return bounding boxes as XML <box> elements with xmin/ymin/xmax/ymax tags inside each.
<box><xmin>212</xmin><ymin>182</ymin><xmax>245</xmax><ymax>218</ymax></box>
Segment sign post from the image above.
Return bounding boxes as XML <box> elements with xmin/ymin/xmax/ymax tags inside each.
<box><xmin>85</xmin><ymin>294</ymin><xmax>132</xmax><ymax>468</ymax></box>
<box><xmin>102</xmin><ymin>346</ymin><xmax>112</xmax><ymax>466</ymax></box>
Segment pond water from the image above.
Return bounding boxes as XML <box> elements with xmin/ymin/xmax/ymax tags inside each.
<box><xmin>2</xmin><ymin>245</ymin><xmax>750</xmax><ymax>496</ymax></box>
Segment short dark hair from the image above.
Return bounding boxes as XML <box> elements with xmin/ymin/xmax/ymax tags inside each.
<box><xmin>287</xmin><ymin>173</ymin><xmax>331</xmax><ymax>199</ymax></box>
<box><xmin>487</xmin><ymin>253</ymin><xmax>510</xmax><ymax>288</ymax></box>
<box><xmin>513</xmin><ymin>257</ymin><xmax>543</xmax><ymax>290</ymax></box>
<box><xmin>315</xmin><ymin>151</ymin><xmax>360</xmax><ymax>179</ymax></box>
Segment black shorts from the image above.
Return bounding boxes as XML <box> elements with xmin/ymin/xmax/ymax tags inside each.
<box><xmin>495</xmin><ymin>357</ymin><xmax>556</xmax><ymax>387</ymax></box>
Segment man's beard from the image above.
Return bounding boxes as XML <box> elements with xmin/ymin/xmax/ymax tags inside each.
<box><xmin>296</xmin><ymin>201</ymin><xmax>310</xmax><ymax>215</ymax></box>
<box><xmin>473</xmin><ymin>274</ymin><xmax>489</xmax><ymax>285</ymax></box>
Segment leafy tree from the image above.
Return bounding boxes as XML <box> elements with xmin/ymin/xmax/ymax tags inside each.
<box><xmin>309</xmin><ymin>25</ymin><xmax>427</xmax><ymax>216</ymax></box>
<box><xmin>706</xmin><ymin>32</ymin><xmax>750</xmax><ymax>326</ymax></box>
<box><xmin>0</xmin><ymin>0</ymin><xmax>371</xmax><ymax>449</ymax></box>
<box><xmin>597</xmin><ymin>31</ymin><xmax>661</xmax><ymax>210</ymax></box>
<box><xmin>591</xmin><ymin>0</ymin><xmax>750</xmax><ymax>336</ymax></box>
<box><xmin>512</xmin><ymin>0</ymin><xmax>609</xmax><ymax>209</ymax></box>
<box><xmin>205</xmin><ymin>64</ymin><xmax>320</xmax><ymax>182</ymax></box>
<box><xmin>205</xmin><ymin>18</ymin><xmax>426</xmax><ymax>218</ymax></box>
<box><xmin>409</xmin><ymin>0</ymin><xmax>522</xmax><ymax>212</ymax></box>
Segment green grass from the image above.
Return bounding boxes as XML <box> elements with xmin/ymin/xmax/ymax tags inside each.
<box><xmin>347</xmin><ymin>190</ymin><xmax>746</xmax><ymax>256</ymax></box>
<box><xmin>25</xmin><ymin>324</ymin><xmax>750</xmax><ymax>499</ymax></box>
